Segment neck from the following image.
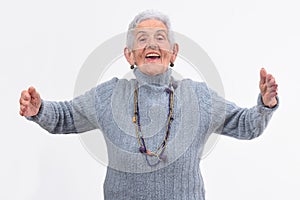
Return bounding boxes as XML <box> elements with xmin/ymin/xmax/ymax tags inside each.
<box><xmin>133</xmin><ymin>67</ymin><xmax>172</xmax><ymax>87</ymax></box>
<box><xmin>139</xmin><ymin>67</ymin><xmax>168</xmax><ymax>76</ymax></box>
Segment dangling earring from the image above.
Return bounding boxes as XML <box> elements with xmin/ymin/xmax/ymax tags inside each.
<box><xmin>170</xmin><ymin>62</ymin><xmax>174</xmax><ymax>67</ymax></box>
<box><xmin>130</xmin><ymin>65</ymin><xmax>134</xmax><ymax>69</ymax></box>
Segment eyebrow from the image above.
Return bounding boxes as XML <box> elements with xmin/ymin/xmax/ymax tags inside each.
<box><xmin>156</xmin><ymin>30</ymin><xmax>168</xmax><ymax>34</ymax></box>
<box><xmin>135</xmin><ymin>29</ymin><xmax>168</xmax><ymax>36</ymax></box>
<box><xmin>136</xmin><ymin>31</ymin><xmax>147</xmax><ymax>36</ymax></box>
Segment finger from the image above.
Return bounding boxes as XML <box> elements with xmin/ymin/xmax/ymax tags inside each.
<box><xmin>21</xmin><ymin>90</ymin><xmax>31</xmax><ymax>101</ymax></box>
<box><xmin>269</xmin><ymin>91</ymin><xmax>278</xmax><ymax>98</ymax></box>
<box><xmin>266</xmin><ymin>84</ymin><xmax>278</xmax><ymax>95</ymax></box>
<box><xmin>267</xmin><ymin>76</ymin><xmax>277</xmax><ymax>88</ymax></box>
<box><xmin>266</xmin><ymin>74</ymin><xmax>273</xmax><ymax>81</ymax></box>
<box><xmin>270</xmin><ymin>84</ymin><xmax>278</xmax><ymax>91</ymax></box>
<box><xmin>20</xmin><ymin>104</ymin><xmax>27</xmax><ymax>112</ymax></box>
<box><xmin>268</xmin><ymin>88</ymin><xmax>278</xmax><ymax>95</ymax></box>
<box><xmin>19</xmin><ymin>97</ymin><xmax>30</xmax><ymax>106</ymax></box>
<box><xmin>19</xmin><ymin>102</ymin><xmax>28</xmax><ymax>116</ymax></box>
<box><xmin>19</xmin><ymin>110</ymin><xmax>24</xmax><ymax>116</ymax></box>
<box><xmin>267</xmin><ymin>79</ymin><xmax>276</xmax><ymax>88</ymax></box>
<box><xmin>260</xmin><ymin>68</ymin><xmax>267</xmax><ymax>84</ymax></box>
<box><xmin>28</xmin><ymin>86</ymin><xmax>39</xmax><ymax>99</ymax></box>
<box><xmin>268</xmin><ymin>78</ymin><xmax>275</xmax><ymax>85</ymax></box>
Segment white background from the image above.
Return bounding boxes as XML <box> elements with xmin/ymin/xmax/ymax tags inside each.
<box><xmin>1</xmin><ymin>0</ymin><xmax>299</xmax><ymax>199</ymax></box>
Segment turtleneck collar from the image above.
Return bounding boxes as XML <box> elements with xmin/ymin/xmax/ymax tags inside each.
<box><xmin>133</xmin><ymin>67</ymin><xmax>172</xmax><ymax>87</ymax></box>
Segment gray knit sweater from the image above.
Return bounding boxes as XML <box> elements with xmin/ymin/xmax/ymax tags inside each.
<box><xmin>27</xmin><ymin>68</ymin><xmax>278</xmax><ymax>200</ymax></box>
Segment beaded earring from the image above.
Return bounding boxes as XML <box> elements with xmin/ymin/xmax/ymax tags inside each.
<box><xmin>170</xmin><ymin>62</ymin><xmax>174</xmax><ymax>67</ymax></box>
<box><xmin>130</xmin><ymin>65</ymin><xmax>134</xmax><ymax>69</ymax></box>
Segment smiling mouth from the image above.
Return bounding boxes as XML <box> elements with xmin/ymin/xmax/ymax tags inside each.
<box><xmin>145</xmin><ymin>53</ymin><xmax>161</xmax><ymax>61</ymax></box>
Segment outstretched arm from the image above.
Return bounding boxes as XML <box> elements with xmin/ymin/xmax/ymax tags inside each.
<box><xmin>209</xmin><ymin>68</ymin><xmax>279</xmax><ymax>140</ymax></box>
<box><xmin>19</xmin><ymin>86</ymin><xmax>98</xmax><ymax>134</ymax></box>
<box><xmin>19</xmin><ymin>78</ymin><xmax>118</xmax><ymax>134</ymax></box>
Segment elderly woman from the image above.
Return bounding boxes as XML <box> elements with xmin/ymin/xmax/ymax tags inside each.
<box><xmin>19</xmin><ymin>10</ymin><xmax>278</xmax><ymax>200</ymax></box>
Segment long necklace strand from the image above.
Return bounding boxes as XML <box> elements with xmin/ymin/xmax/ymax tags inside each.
<box><xmin>132</xmin><ymin>83</ymin><xmax>174</xmax><ymax>166</ymax></box>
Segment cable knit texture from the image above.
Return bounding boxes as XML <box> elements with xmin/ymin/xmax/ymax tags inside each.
<box><xmin>27</xmin><ymin>68</ymin><xmax>278</xmax><ymax>200</ymax></box>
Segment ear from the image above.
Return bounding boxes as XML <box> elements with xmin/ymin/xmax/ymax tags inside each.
<box><xmin>170</xmin><ymin>43</ymin><xmax>179</xmax><ymax>63</ymax></box>
<box><xmin>124</xmin><ymin>47</ymin><xmax>135</xmax><ymax>65</ymax></box>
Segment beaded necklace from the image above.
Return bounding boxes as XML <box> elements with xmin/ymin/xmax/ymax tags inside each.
<box><xmin>132</xmin><ymin>82</ymin><xmax>174</xmax><ymax>166</ymax></box>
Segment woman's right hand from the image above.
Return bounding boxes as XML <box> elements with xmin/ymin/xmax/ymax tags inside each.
<box><xmin>19</xmin><ymin>86</ymin><xmax>42</xmax><ymax>117</ymax></box>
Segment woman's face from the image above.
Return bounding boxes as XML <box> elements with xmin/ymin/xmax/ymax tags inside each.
<box><xmin>125</xmin><ymin>19</ymin><xmax>178</xmax><ymax>76</ymax></box>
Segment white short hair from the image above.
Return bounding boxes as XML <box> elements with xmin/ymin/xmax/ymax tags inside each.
<box><xmin>126</xmin><ymin>10</ymin><xmax>175</xmax><ymax>50</ymax></box>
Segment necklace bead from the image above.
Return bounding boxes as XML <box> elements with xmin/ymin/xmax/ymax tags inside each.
<box><xmin>132</xmin><ymin>116</ymin><xmax>137</xmax><ymax>123</ymax></box>
<box><xmin>159</xmin><ymin>154</ymin><xmax>167</xmax><ymax>161</ymax></box>
<box><xmin>165</xmin><ymin>88</ymin><xmax>172</xmax><ymax>94</ymax></box>
<box><xmin>146</xmin><ymin>150</ymin><xmax>152</xmax><ymax>155</ymax></box>
<box><xmin>139</xmin><ymin>146</ymin><xmax>146</xmax><ymax>153</ymax></box>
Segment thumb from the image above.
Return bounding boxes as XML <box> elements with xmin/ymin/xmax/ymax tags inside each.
<box><xmin>260</xmin><ymin>68</ymin><xmax>267</xmax><ymax>84</ymax></box>
<box><xmin>28</xmin><ymin>86</ymin><xmax>39</xmax><ymax>99</ymax></box>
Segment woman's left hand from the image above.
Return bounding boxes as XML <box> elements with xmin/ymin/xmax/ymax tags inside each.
<box><xmin>259</xmin><ymin>68</ymin><xmax>278</xmax><ymax>108</ymax></box>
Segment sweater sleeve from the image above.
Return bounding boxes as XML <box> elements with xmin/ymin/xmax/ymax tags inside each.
<box><xmin>210</xmin><ymin>88</ymin><xmax>279</xmax><ymax>140</ymax></box>
<box><xmin>193</xmin><ymin>81</ymin><xmax>279</xmax><ymax>140</ymax></box>
<box><xmin>26</xmin><ymin>77</ymin><xmax>118</xmax><ymax>134</ymax></box>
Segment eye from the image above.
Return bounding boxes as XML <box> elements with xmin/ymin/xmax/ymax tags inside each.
<box><xmin>156</xmin><ymin>35</ymin><xmax>166</xmax><ymax>41</ymax></box>
<box><xmin>139</xmin><ymin>37</ymin><xmax>146</xmax><ymax>42</ymax></box>
<box><xmin>137</xmin><ymin>35</ymin><xmax>149</xmax><ymax>44</ymax></box>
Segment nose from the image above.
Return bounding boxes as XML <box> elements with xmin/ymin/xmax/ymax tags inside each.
<box><xmin>147</xmin><ymin>44</ymin><xmax>157</xmax><ymax>49</ymax></box>
<box><xmin>146</xmin><ymin>37</ymin><xmax>158</xmax><ymax>49</ymax></box>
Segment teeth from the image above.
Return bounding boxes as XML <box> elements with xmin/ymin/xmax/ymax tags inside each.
<box><xmin>146</xmin><ymin>53</ymin><xmax>160</xmax><ymax>57</ymax></box>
